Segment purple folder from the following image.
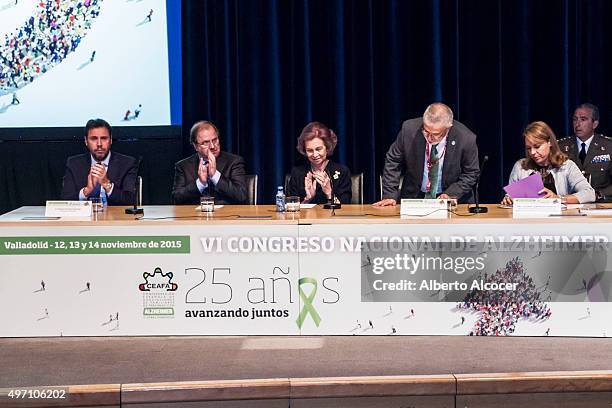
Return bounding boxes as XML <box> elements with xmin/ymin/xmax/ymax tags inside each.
<box><xmin>503</xmin><ymin>172</ymin><xmax>545</xmax><ymax>198</ymax></box>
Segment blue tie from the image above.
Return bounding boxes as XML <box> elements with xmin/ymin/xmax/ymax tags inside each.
<box><xmin>90</xmin><ymin>183</ymin><xmax>101</xmax><ymax>198</ymax></box>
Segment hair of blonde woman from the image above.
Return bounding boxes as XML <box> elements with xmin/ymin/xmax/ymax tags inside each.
<box><xmin>521</xmin><ymin>121</ymin><xmax>567</xmax><ymax>169</ymax></box>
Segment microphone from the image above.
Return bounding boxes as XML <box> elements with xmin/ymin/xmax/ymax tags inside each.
<box><xmin>125</xmin><ymin>156</ymin><xmax>144</xmax><ymax>215</ymax></box>
<box><xmin>469</xmin><ymin>154</ymin><xmax>489</xmax><ymax>214</ymax></box>
<box><xmin>323</xmin><ymin>165</ymin><xmax>341</xmax><ymax>210</ymax></box>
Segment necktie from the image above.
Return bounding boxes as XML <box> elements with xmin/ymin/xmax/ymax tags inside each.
<box><xmin>579</xmin><ymin>142</ymin><xmax>586</xmax><ymax>165</ymax></box>
<box><xmin>207</xmin><ymin>182</ymin><xmax>215</xmax><ymax>197</ymax></box>
<box><xmin>90</xmin><ymin>183</ymin><xmax>101</xmax><ymax>198</ymax></box>
<box><xmin>425</xmin><ymin>144</ymin><xmax>439</xmax><ymax>199</ymax></box>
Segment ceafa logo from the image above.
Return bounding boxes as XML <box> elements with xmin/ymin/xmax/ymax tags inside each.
<box><xmin>138</xmin><ymin>267</ymin><xmax>178</xmax><ymax>291</ymax></box>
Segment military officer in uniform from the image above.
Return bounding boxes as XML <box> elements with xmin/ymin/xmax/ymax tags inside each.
<box><xmin>558</xmin><ymin>103</ymin><xmax>612</xmax><ymax>202</ymax></box>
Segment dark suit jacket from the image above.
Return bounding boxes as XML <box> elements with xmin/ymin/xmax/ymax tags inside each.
<box><xmin>172</xmin><ymin>152</ymin><xmax>247</xmax><ymax>205</ymax></box>
<box><xmin>61</xmin><ymin>152</ymin><xmax>137</xmax><ymax>205</ymax></box>
<box><xmin>558</xmin><ymin>134</ymin><xmax>612</xmax><ymax>201</ymax></box>
<box><xmin>382</xmin><ymin>118</ymin><xmax>479</xmax><ymax>203</ymax></box>
<box><xmin>287</xmin><ymin>161</ymin><xmax>352</xmax><ymax>204</ymax></box>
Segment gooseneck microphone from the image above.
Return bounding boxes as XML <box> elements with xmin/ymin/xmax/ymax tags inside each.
<box><xmin>323</xmin><ymin>166</ymin><xmax>341</xmax><ymax>210</ymax></box>
<box><xmin>125</xmin><ymin>156</ymin><xmax>144</xmax><ymax>215</ymax></box>
<box><xmin>469</xmin><ymin>155</ymin><xmax>489</xmax><ymax>214</ymax></box>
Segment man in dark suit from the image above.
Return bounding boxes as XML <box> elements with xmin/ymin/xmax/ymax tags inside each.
<box><xmin>61</xmin><ymin>118</ymin><xmax>137</xmax><ymax>205</ymax></box>
<box><xmin>558</xmin><ymin>103</ymin><xmax>612</xmax><ymax>202</ymax></box>
<box><xmin>373</xmin><ymin>103</ymin><xmax>479</xmax><ymax>206</ymax></box>
<box><xmin>172</xmin><ymin>121</ymin><xmax>247</xmax><ymax>204</ymax></box>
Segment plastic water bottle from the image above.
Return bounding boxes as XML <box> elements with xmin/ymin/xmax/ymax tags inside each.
<box><xmin>100</xmin><ymin>186</ymin><xmax>108</xmax><ymax>208</ymax></box>
<box><xmin>275</xmin><ymin>186</ymin><xmax>286</xmax><ymax>212</ymax></box>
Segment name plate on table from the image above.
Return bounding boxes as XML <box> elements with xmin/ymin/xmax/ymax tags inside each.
<box><xmin>512</xmin><ymin>198</ymin><xmax>561</xmax><ymax>218</ymax></box>
<box><xmin>400</xmin><ymin>199</ymin><xmax>449</xmax><ymax>219</ymax></box>
<box><xmin>45</xmin><ymin>201</ymin><xmax>92</xmax><ymax>217</ymax></box>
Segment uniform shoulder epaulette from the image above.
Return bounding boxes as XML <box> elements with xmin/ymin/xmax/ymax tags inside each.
<box><xmin>602</xmin><ymin>134</ymin><xmax>612</xmax><ymax>141</ymax></box>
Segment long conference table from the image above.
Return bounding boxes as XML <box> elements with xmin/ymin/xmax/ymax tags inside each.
<box><xmin>1</xmin><ymin>204</ymin><xmax>611</xmax><ymax>338</ymax></box>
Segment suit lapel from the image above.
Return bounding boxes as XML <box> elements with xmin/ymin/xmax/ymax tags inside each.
<box><xmin>441</xmin><ymin>130</ymin><xmax>456</xmax><ymax>185</ymax></box>
<box><xmin>106</xmin><ymin>153</ymin><xmax>118</xmax><ymax>181</ymax></box>
<box><xmin>215</xmin><ymin>152</ymin><xmax>227</xmax><ymax>175</ymax></box>
<box><xmin>191</xmin><ymin>154</ymin><xmax>200</xmax><ymax>180</ymax></box>
<box><xmin>412</xmin><ymin>131</ymin><xmax>426</xmax><ymax>185</ymax></box>
<box><xmin>80</xmin><ymin>154</ymin><xmax>93</xmax><ymax>188</ymax></box>
<box><xmin>208</xmin><ymin>153</ymin><xmax>226</xmax><ymax>196</ymax></box>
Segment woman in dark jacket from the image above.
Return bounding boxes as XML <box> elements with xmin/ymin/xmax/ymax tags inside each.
<box><xmin>287</xmin><ymin>122</ymin><xmax>351</xmax><ymax>204</ymax></box>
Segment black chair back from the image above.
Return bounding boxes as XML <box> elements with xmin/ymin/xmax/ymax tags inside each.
<box><xmin>245</xmin><ymin>174</ymin><xmax>258</xmax><ymax>205</ymax></box>
<box><xmin>350</xmin><ymin>173</ymin><xmax>363</xmax><ymax>204</ymax></box>
<box><xmin>284</xmin><ymin>174</ymin><xmax>291</xmax><ymax>194</ymax></box>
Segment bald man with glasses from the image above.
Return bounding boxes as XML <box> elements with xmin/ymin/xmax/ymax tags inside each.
<box><xmin>373</xmin><ymin>103</ymin><xmax>479</xmax><ymax>206</ymax></box>
<box><xmin>172</xmin><ymin>121</ymin><xmax>247</xmax><ymax>205</ymax></box>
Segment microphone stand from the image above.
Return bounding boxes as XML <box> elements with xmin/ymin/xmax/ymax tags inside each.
<box><xmin>323</xmin><ymin>165</ymin><xmax>341</xmax><ymax>210</ymax></box>
<box><xmin>469</xmin><ymin>155</ymin><xmax>489</xmax><ymax>214</ymax></box>
<box><xmin>126</xmin><ymin>157</ymin><xmax>144</xmax><ymax>215</ymax></box>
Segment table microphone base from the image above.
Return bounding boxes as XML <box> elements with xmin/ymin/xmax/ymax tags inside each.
<box><xmin>468</xmin><ymin>206</ymin><xmax>488</xmax><ymax>213</ymax></box>
<box><xmin>323</xmin><ymin>202</ymin><xmax>342</xmax><ymax>210</ymax></box>
<box><xmin>125</xmin><ymin>207</ymin><xmax>144</xmax><ymax>215</ymax></box>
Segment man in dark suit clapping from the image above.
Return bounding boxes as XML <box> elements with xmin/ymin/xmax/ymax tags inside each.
<box><xmin>61</xmin><ymin>118</ymin><xmax>137</xmax><ymax>205</ymax></box>
<box><xmin>172</xmin><ymin>121</ymin><xmax>247</xmax><ymax>205</ymax></box>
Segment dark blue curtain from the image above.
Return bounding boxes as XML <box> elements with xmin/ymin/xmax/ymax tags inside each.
<box><xmin>183</xmin><ymin>0</ymin><xmax>611</xmax><ymax>204</ymax></box>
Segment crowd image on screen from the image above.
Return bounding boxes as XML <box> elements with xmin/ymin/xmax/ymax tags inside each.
<box><xmin>457</xmin><ymin>257</ymin><xmax>552</xmax><ymax>336</ymax></box>
<box><xmin>0</xmin><ymin>0</ymin><xmax>102</xmax><ymax>95</ymax></box>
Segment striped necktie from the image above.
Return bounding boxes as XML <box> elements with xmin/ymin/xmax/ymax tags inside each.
<box><xmin>425</xmin><ymin>144</ymin><xmax>439</xmax><ymax>199</ymax></box>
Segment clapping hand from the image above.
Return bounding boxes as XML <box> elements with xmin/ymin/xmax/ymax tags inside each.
<box><xmin>197</xmin><ymin>157</ymin><xmax>208</xmax><ymax>184</ymax></box>
<box><xmin>304</xmin><ymin>171</ymin><xmax>316</xmax><ymax>202</ymax></box>
<box><xmin>84</xmin><ymin>167</ymin><xmax>96</xmax><ymax>197</ymax></box>
<box><xmin>206</xmin><ymin>150</ymin><xmax>217</xmax><ymax>177</ymax></box>
<box><xmin>90</xmin><ymin>163</ymin><xmax>108</xmax><ymax>186</ymax></box>
<box><xmin>312</xmin><ymin>170</ymin><xmax>332</xmax><ymax>199</ymax></box>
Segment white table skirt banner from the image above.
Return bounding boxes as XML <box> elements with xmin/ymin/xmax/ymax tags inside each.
<box><xmin>1</xmin><ymin>223</ymin><xmax>610</xmax><ymax>337</ymax></box>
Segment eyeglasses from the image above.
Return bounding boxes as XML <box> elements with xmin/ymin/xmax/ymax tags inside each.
<box><xmin>194</xmin><ymin>137</ymin><xmax>219</xmax><ymax>148</ymax></box>
<box><xmin>422</xmin><ymin>126</ymin><xmax>449</xmax><ymax>140</ymax></box>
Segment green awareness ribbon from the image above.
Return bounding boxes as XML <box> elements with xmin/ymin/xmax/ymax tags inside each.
<box><xmin>296</xmin><ymin>277</ymin><xmax>322</xmax><ymax>328</ymax></box>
